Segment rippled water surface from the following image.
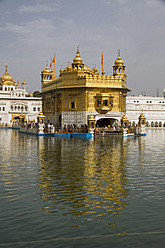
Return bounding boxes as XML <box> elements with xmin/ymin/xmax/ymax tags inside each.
<box><xmin>0</xmin><ymin>129</ymin><xmax>165</xmax><ymax>247</ymax></box>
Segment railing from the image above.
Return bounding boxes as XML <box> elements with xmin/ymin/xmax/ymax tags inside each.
<box><xmin>53</xmin><ymin>126</ymin><xmax>88</xmax><ymax>134</ymax></box>
<box><xmin>95</xmin><ymin>127</ymin><xmax>123</xmax><ymax>135</ymax></box>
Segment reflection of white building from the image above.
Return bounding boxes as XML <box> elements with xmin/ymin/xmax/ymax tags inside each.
<box><xmin>126</xmin><ymin>93</ymin><xmax>165</xmax><ymax>127</ymax></box>
<box><xmin>0</xmin><ymin>65</ymin><xmax>42</xmax><ymax>125</ymax></box>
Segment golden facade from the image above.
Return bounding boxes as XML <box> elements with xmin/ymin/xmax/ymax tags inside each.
<box><xmin>41</xmin><ymin>47</ymin><xmax>130</xmax><ymax>127</ymax></box>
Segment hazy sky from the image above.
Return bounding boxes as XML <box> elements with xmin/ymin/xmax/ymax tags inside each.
<box><xmin>0</xmin><ymin>0</ymin><xmax>165</xmax><ymax>96</ymax></box>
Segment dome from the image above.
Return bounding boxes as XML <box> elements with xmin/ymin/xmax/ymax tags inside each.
<box><xmin>139</xmin><ymin>112</ymin><xmax>145</xmax><ymax>118</ymax></box>
<box><xmin>115</xmin><ymin>50</ymin><xmax>124</xmax><ymax>66</ymax></box>
<box><xmin>73</xmin><ymin>46</ymin><xmax>83</xmax><ymax>64</ymax></box>
<box><xmin>115</xmin><ymin>57</ymin><xmax>124</xmax><ymax>65</ymax></box>
<box><xmin>38</xmin><ymin>112</ymin><xmax>45</xmax><ymax>118</ymax></box>
<box><xmin>43</xmin><ymin>61</ymin><xmax>52</xmax><ymax>73</ymax></box>
<box><xmin>0</xmin><ymin>64</ymin><xmax>13</xmax><ymax>84</ymax></box>
<box><xmin>22</xmin><ymin>80</ymin><xmax>27</xmax><ymax>89</ymax></box>
<box><xmin>122</xmin><ymin>114</ymin><xmax>128</xmax><ymax>120</ymax></box>
<box><xmin>88</xmin><ymin>114</ymin><xmax>95</xmax><ymax>121</ymax></box>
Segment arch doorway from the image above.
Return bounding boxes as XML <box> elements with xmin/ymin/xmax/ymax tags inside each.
<box><xmin>12</xmin><ymin>114</ymin><xmax>26</xmax><ymax>123</ymax></box>
<box><xmin>96</xmin><ymin>118</ymin><xmax>119</xmax><ymax>127</ymax></box>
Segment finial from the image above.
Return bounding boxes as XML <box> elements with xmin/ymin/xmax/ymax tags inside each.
<box><xmin>118</xmin><ymin>49</ymin><xmax>120</xmax><ymax>57</ymax></box>
<box><xmin>5</xmin><ymin>64</ymin><xmax>8</xmax><ymax>72</ymax></box>
<box><xmin>77</xmin><ymin>45</ymin><xmax>80</xmax><ymax>54</ymax></box>
<box><xmin>46</xmin><ymin>61</ymin><xmax>48</xmax><ymax>67</ymax></box>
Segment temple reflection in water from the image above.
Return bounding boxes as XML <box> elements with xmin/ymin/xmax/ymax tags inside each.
<box><xmin>39</xmin><ymin>136</ymin><xmax>130</xmax><ymax>225</ymax></box>
<box><xmin>0</xmin><ymin>129</ymin><xmax>146</xmax><ymax>227</ymax></box>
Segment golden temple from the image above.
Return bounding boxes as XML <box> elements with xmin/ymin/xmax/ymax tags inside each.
<box><xmin>41</xmin><ymin>47</ymin><xmax>130</xmax><ymax>128</ymax></box>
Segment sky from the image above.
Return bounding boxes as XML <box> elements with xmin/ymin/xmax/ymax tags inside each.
<box><xmin>0</xmin><ymin>0</ymin><xmax>165</xmax><ymax>96</ymax></box>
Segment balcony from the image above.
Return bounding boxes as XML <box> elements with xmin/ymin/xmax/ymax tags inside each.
<box><xmin>95</xmin><ymin>93</ymin><xmax>113</xmax><ymax>114</ymax></box>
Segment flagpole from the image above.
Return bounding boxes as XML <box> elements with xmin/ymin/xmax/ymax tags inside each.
<box><xmin>54</xmin><ymin>56</ymin><xmax>55</xmax><ymax>79</ymax></box>
<box><xmin>101</xmin><ymin>52</ymin><xmax>104</xmax><ymax>75</ymax></box>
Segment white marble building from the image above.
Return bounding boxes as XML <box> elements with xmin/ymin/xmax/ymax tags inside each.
<box><xmin>126</xmin><ymin>93</ymin><xmax>165</xmax><ymax>127</ymax></box>
<box><xmin>0</xmin><ymin>65</ymin><xmax>42</xmax><ymax>125</ymax></box>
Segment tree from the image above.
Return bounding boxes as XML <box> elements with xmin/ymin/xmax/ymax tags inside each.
<box><xmin>33</xmin><ymin>91</ymin><xmax>41</xmax><ymax>97</ymax></box>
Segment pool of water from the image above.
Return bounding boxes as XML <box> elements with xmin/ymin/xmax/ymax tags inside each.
<box><xmin>0</xmin><ymin>129</ymin><xmax>165</xmax><ymax>247</ymax></box>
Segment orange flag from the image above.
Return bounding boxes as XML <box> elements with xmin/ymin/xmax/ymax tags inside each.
<box><xmin>50</xmin><ymin>60</ymin><xmax>52</xmax><ymax>68</ymax></box>
<box><xmin>101</xmin><ymin>52</ymin><xmax>103</xmax><ymax>66</ymax></box>
<box><xmin>52</xmin><ymin>55</ymin><xmax>55</xmax><ymax>63</ymax></box>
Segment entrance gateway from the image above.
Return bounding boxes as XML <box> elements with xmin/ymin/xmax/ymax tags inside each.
<box><xmin>95</xmin><ymin>114</ymin><xmax>121</xmax><ymax>127</ymax></box>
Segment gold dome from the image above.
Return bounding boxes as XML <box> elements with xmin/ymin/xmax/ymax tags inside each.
<box><xmin>122</xmin><ymin>114</ymin><xmax>128</xmax><ymax>120</ymax></box>
<box><xmin>73</xmin><ymin>46</ymin><xmax>83</xmax><ymax>64</ymax></box>
<box><xmin>139</xmin><ymin>112</ymin><xmax>145</xmax><ymax>118</ymax></box>
<box><xmin>38</xmin><ymin>112</ymin><xmax>45</xmax><ymax>117</ymax></box>
<box><xmin>43</xmin><ymin>61</ymin><xmax>52</xmax><ymax>73</ymax></box>
<box><xmin>115</xmin><ymin>50</ymin><xmax>124</xmax><ymax>66</ymax></box>
<box><xmin>0</xmin><ymin>64</ymin><xmax>13</xmax><ymax>85</ymax></box>
<box><xmin>88</xmin><ymin>114</ymin><xmax>95</xmax><ymax>121</ymax></box>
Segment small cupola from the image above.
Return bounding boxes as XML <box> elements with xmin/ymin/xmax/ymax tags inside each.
<box><xmin>113</xmin><ymin>50</ymin><xmax>126</xmax><ymax>75</ymax></box>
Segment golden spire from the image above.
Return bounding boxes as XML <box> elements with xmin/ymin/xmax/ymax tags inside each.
<box><xmin>5</xmin><ymin>64</ymin><xmax>8</xmax><ymax>72</ymax></box>
<box><xmin>118</xmin><ymin>49</ymin><xmax>120</xmax><ymax>57</ymax></box>
<box><xmin>115</xmin><ymin>49</ymin><xmax>124</xmax><ymax>66</ymax></box>
<box><xmin>77</xmin><ymin>45</ymin><xmax>80</xmax><ymax>54</ymax></box>
<box><xmin>73</xmin><ymin>45</ymin><xmax>83</xmax><ymax>64</ymax></box>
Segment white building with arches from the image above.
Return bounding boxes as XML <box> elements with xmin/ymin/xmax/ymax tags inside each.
<box><xmin>0</xmin><ymin>65</ymin><xmax>42</xmax><ymax>125</ymax></box>
<box><xmin>126</xmin><ymin>93</ymin><xmax>165</xmax><ymax>127</ymax></box>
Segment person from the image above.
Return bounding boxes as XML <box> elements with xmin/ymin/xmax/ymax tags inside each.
<box><xmin>47</xmin><ymin>121</ymin><xmax>50</xmax><ymax>133</ymax></box>
<box><xmin>50</xmin><ymin>123</ymin><xmax>54</xmax><ymax>133</ymax></box>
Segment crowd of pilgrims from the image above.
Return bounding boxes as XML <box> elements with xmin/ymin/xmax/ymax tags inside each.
<box><xmin>45</xmin><ymin>122</ymin><xmax>88</xmax><ymax>134</ymax></box>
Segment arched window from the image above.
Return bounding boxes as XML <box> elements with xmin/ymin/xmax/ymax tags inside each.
<box><xmin>151</xmin><ymin>121</ymin><xmax>154</xmax><ymax>127</ymax></box>
<box><xmin>103</xmin><ymin>100</ymin><xmax>108</xmax><ymax>106</ymax></box>
<box><xmin>91</xmin><ymin>122</ymin><xmax>94</xmax><ymax>128</ymax></box>
<box><xmin>159</xmin><ymin>121</ymin><xmax>162</xmax><ymax>127</ymax></box>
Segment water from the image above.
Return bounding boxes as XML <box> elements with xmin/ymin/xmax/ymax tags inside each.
<box><xmin>0</xmin><ymin>129</ymin><xmax>165</xmax><ymax>247</ymax></box>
